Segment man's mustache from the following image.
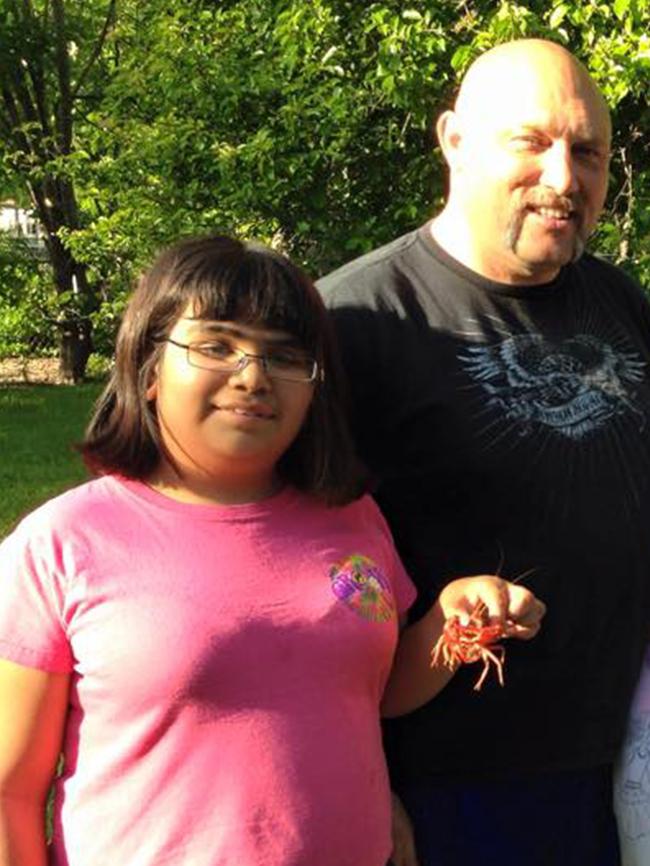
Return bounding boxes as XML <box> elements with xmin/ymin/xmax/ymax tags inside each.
<box><xmin>520</xmin><ymin>192</ymin><xmax>581</xmax><ymax>218</ymax></box>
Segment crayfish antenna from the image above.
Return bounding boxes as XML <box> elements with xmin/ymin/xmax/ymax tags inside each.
<box><xmin>511</xmin><ymin>566</ymin><xmax>538</xmax><ymax>586</ymax></box>
<box><xmin>495</xmin><ymin>539</ymin><xmax>505</xmax><ymax>577</ymax></box>
<box><xmin>492</xmin><ymin>541</ymin><xmax>538</xmax><ymax>586</ymax></box>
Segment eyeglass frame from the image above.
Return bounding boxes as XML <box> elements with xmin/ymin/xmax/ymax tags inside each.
<box><xmin>158</xmin><ymin>337</ymin><xmax>321</xmax><ymax>383</ymax></box>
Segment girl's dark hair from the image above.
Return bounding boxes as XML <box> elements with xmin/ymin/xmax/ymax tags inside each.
<box><xmin>80</xmin><ymin>234</ymin><xmax>366</xmax><ymax>505</ymax></box>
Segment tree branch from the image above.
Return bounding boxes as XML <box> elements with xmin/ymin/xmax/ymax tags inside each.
<box><xmin>27</xmin><ymin>178</ymin><xmax>56</xmax><ymax>236</ymax></box>
<box><xmin>50</xmin><ymin>0</ymin><xmax>73</xmax><ymax>153</ymax></box>
<box><xmin>615</xmin><ymin>144</ymin><xmax>635</xmax><ymax>264</ymax></box>
<box><xmin>1</xmin><ymin>0</ymin><xmax>56</xmax><ymax>160</ymax></box>
<box><xmin>20</xmin><ymin>0</ymin><xmax>53</xmax><ymax>140</ymax></box>
<box><xmin>1</xmin><ymin>86</ymin><xmax>35</xmax><ymax>157</ymax></box>
<box><xmin>71</xmin><ymin>0</ymin><xmax>117</xmax><ymax>101</ymax></box>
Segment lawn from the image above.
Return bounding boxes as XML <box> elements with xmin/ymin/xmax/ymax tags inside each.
<box><xmin>0</xmin><ymin>382</ymin><xmax>104</xmax><ymax>538</ymax></box>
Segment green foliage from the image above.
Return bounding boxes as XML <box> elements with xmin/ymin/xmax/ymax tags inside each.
<box><xmin>0</xmin><ymin>235</ymin><xmax>55</xmax><ymax>354</ymax></box>
<box><xmin>69</xmin><ymin>1</ymin><xmax>457</xmax><ymax>274</ymax></box>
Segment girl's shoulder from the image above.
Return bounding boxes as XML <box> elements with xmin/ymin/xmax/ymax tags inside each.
<box><xmin>8</xmin><ymin>475</ymin><xmax>123</xmax><ymax>541</ymax></box>
<box><xmin>342</xmin><ymin>492</ymin><xmax>390</xmax><ymax>524</ymax></box>
<box><xmin>310</xmin><ymin>491</ymin><xmax>393</xmax><ymax>537</ymax></box>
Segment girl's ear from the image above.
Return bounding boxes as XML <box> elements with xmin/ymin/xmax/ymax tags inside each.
<box><xmin>145</xmin><ymin>363</ymin><xmax>159</xmax><ymax>401</ymax></box>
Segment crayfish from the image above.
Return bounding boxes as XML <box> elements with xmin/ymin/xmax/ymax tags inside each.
<box><xmin>431</xmin><ymin>600</ymin><xmax>506</xmax><ymax>691</ymax></box>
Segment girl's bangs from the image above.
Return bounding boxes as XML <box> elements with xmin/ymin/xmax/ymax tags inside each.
<box><xmin>181</xmin><ymin>255</ymin><xmax>321</xmax><ymax>349</ymax></box>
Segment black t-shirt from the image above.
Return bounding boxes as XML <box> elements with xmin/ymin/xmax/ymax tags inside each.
<box><xmin>319</xmin><ymin>223</ymin><xmax>650</xmax><ymax>780</ymax></box>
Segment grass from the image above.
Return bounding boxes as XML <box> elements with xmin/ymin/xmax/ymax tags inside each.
<box><xmin>0</xmin><ymin>382</ymin><xmax>103</xmax><ymax>538</ymax></box>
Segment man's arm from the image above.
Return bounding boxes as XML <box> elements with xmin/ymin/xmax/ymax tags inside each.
<box><xmin>0</xmin><ymin>659</ymin><xmax>69</xmax><ymax>866</ymax></box>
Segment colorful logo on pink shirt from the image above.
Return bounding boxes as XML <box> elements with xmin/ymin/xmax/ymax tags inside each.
<box><xmin>329</xmin><ymin>554</ymin><xmax>395</xmax><ymax>622</ymax></box>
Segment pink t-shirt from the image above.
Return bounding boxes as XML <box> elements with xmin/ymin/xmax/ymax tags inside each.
<box><xmin>0</xmin><ymin>477</ymin><xmax>415</xmax><ymax>866</ymax></box>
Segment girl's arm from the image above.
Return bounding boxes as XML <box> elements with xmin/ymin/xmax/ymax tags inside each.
<box><xmin>0</xmin><ymin>660</ymin><xmax>69</xmax><ymax>866</ymax></box>
<box><xmin>381</xmin><ymin>575</ymin><xmax>545</xmax><ymax>717</ymax></box>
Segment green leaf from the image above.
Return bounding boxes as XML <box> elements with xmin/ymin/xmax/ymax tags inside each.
<box><xmin>321</xmin><ymin>45</ymin><xmax>338</xmax><ymax>65</ymax></box>
<box><xmin>614</xmin><ymin>0</ymin><xmax>630</xmax><ymax>20</ymax></box>
<box><xmin>451</xmin><ymin>45</ymin><xmax>473</xmax><ymax>73</ymax></box>
<box><xmin>548</xmin><ymin>4</ymin><xmax>569</xmax><ymax>29</ymax></box>
<box><xmin>402</xmin><ymin>9</ymin><xmax>422</xmax><ymax>21</ymax></box>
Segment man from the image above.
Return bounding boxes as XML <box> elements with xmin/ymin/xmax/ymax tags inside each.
<box><xmin>319</xmin><ymin>39</ymin><xmax>650</xmax><ymax>866</ymax></box>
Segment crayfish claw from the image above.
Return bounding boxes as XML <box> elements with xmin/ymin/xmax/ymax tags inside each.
<box><xmin>432</xmin><ymin>604</ymin><xmax>507</xmax><ymax>691</ymax></box>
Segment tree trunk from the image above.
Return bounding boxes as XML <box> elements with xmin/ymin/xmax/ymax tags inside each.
<box><xmin>58</xmin><ymin>317</ymin><xmax>93</xmax><ymax>383</ymax></box>
<box><xmin>45</xmin><ymin>225</ymin><xmax>95</xmax><ymax>383</ymax></box>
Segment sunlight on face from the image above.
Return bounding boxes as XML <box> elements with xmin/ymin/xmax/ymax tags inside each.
<box><xmin>146</xmin><ymin>307</ymin><xmax>315</xmax><ymax>504</ymax></box>
<box><xmin>445</xmin><ymin>41</ymin><xmax>611</xmax><ymax>284</ymax></box>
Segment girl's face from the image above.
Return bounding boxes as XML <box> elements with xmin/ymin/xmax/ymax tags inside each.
<box><xmin>146</xmin><ymin>304</ymin><xmax>316</xmax><ymax>503</ymax></box>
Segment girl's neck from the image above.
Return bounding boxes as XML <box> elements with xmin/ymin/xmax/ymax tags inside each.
<box><xmin>145</xmin><ymin>462</ymin><xmax>282</xmax><ymax>506</ymax></box>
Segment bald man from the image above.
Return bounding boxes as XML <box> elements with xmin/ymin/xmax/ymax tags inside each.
<box><xmin>319</xmin><ymin>40</ymin><xmax>650</xmax><ymax>866</ymax></box>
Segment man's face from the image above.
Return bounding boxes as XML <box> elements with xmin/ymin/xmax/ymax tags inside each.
<box><xmin>448</xmin><ymin>58</ymin><xmax>611</xmax><ymax>284</ymax></box>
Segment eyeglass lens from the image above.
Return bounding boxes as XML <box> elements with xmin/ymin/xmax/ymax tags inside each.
<box><xmin>188</xmin><ymin>343</ymin><xmax>316</xmax><ymax>382</ymax></box>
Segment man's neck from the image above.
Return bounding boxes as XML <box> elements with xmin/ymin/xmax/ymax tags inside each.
<box><xmin>429</xmin><ymin>211</ymin><xmax>561</xmax><ymax>286</ymax></box>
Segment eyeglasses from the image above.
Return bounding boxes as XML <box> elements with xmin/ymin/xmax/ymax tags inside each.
<box><xmin>161</xmin><ymin>338</ymin><xmax>319</xmax><ymax>383</ymax></box>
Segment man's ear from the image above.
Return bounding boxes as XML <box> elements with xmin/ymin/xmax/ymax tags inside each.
<box><xmin>436</xmin><ymin>109</ymin><xmax>464</xmax><ymax>170</ymax></box>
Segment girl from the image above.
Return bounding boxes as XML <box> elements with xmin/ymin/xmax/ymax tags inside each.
<box><xmin>0</xmin><ymin>235</ymin><xmax>544</xmax><ymax>866</ymax></box>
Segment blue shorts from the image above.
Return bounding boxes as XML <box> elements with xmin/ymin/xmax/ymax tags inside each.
<box><xmin>395</xmin><ymin>764</ymin><xmax>620</xmax><ymax>866</ymax></box>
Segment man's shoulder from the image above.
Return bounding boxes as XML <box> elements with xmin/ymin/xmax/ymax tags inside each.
<box><xmin>574</xmin><ymin>252</ymin><xmax>649</xmax><ymax>311</ymax></box>
<box><xmin>317</xmin><ymin>226</ymin><xmax>423</xmax><ymax>304</ymax></box>
<box><xmin>577</xmin><ymin>251</ymin><xmax>643</xmax><ymax>289</ymax></box>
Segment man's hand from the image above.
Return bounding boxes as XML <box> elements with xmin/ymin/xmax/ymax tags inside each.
<box><xmin>389</xmin><ymin>792</ymin><xmax>419</xmax><ymax>866</ymax></box>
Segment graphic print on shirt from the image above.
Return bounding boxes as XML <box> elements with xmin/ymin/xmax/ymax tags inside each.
<box><xmin>459</xmin><ymin>330</ymin><xmax>646</xmax><ymax>440</ymax></box>
<box><xmin>330</xmin><ymin>554</ymin><xmax>395</xmax><ymax>622</ymax></box>
<box><xmin>615</xmin><ymin>711</ymin><xmax>650</xmax><ymax>842</ymax></box>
